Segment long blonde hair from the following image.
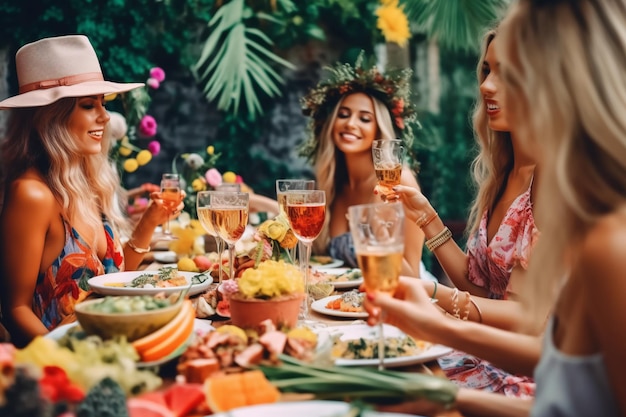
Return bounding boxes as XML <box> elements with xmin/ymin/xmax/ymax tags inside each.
<box><xmin>313</xmin><ymin>93</ymin><xmax>396</xmax><ymax>254</ymax></box>
<box><xmin>498</xmin><ymin>0</ymin><xmax>626</xmax><ymax>327</ymax></box>
<box><xmin>466</xmin><ymin>29</ymin><xmax>515</xmax><ymax>237</ymax></box>
<box><xmin>0</xmin><ymin>98</ymin><xmax>129</xmax><ymax>244</ymax></box>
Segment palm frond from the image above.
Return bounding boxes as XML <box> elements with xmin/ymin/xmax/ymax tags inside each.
<box><xmin>193</xmin><ymin>0</ymin><xmax>295</xmax><ymax>119</ymax></box>
<box><xmin>401</xmin><ymin>0</ymin><xmax>511</xmax><ymax>51</ymax></box>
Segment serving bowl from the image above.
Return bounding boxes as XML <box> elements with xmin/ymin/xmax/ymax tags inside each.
<box><xmin>74</xmin><ymin>296</ymin><xmax>183</xmax><ymax>341</ymax></box>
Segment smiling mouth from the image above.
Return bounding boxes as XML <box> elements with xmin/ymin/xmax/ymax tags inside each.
<box><xmin>486</xmin><ymin>103</ymin><xmax>500</xmax><ymax>111</ymax></box>
<box><xmin>340</xmin><ymin>132</ymin><xmax>360</xmax><ymax>141</ymax></box>
<box><xmin>88</xmin><ymin>130</ymin><xmax>104</xmax><ymax>139</ymax></box>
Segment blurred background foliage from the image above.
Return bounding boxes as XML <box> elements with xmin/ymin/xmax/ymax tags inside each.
<box><xmin>0</xmin><ymin>0</ymin><xmax>509</xmax><ymax>230</ymax></box>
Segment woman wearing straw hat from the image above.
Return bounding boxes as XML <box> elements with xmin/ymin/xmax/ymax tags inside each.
<box><xmin>0</xmin><ymin>35</ymin><xmax>182</xmax><ymax>346</ymax></box>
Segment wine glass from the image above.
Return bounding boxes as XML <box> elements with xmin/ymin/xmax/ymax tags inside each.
<box><xmin>285</xmin><ymin>190</ymin><xmax>326</xmax><ymax>321</ymax></box>
<box><xmin>208</xmin><ymin>191</ymin><xmax>249</xmax><ymax>281</ymax></box>
<box><xmin>215</xmin><ymin>183</ymin><xmax>242</xmax><ymax>192</ymax></box>
<box><xmin>276</xmin><ymin>179</ymin><xmax>315</xmax><ymax>264</ymax></box>
<box><xmin>196</xmin><ymin>191</ymin><xmax>225</xmax><ymax>282</ymax></box>
<box><xmin>348</xmin><ymin>201</ymin><xmax>405</xmax><ymax>370</ymax></box>
<box><xmin>153</xmin><ymin>173</ymin><xmax>182</xmax><ymax>241</ymax></box>
<box><xmin>372</xmin><ymin>139</ymin><xmax>405</xmax><ymax>202</ymax></box>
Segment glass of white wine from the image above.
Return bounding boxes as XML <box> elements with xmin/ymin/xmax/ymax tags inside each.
<box><xmin>372</xmin><ymin>139</ymin><xmax>404</xmax><ymax>202</ymax></box>
<box><xmin>153</xmin><ymin>173</ymin><xmax>182</xmax><ymax>241</ymax></box>
<box><xmin>348</xmin><ymin>201</ymin><xmax>405</xmax><ymax>370</ymax></box>
<box><xmin>196</xmin><ymin>191</ymin><xmax>224</xmax><ymax>282</ymax></box>
<box><xmin>208</xmin><ymin>191</ymin><xmax>249</xmax><ymax>281</ymax></box>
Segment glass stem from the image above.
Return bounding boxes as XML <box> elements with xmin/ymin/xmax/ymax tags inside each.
<box><xmin>378</xmin><ymin>320</ymin><xmax>385</xmax><ymax>371</ymax></box>
<box><xmin>227</xmin><ymin>243</ymin><xmax>235</xmax><ymax>281</ymax></box>
<box><xmin>163</xmin><ymin>214</ymin><xmax>171</xmax><ymax>235</ymax></box>
<box><xmin>302</xmin><ymin>241</ymin><xmax>312</xmax><ymax>319</ymax></box>
<box><xmin>214</xmin><ymin>236</ymin><xmax>224</xmax><ymax>283</ymax></box>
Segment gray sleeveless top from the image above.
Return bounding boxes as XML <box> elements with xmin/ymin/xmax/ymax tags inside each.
<box><xmin>531</xmin><ymin>316</ymin><xmax>620</xmax><ymax>417</ymax></box>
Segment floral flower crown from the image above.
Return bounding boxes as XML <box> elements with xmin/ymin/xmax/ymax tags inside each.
<box><xmin>300</xmin><ymin>51</ymin><xmax>418</xmax><ymax>161</ymax></box>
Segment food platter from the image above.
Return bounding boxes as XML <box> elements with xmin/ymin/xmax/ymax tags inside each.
<box><xmin>211</xmin><ymin>400</ymin><xmax>416</xmax><ymax>417</ymax></box>
<box><xmin>310</xmin><ymin>295</ymin><xmax>368</xmax><ymax>319</ymax></box>
<box><xmin>88</xmin><ymin>270</ymin><xmax>212</xmax><ymax>297</ymax></box>
<box><xmin>316</xmin><ymin>267</ymin><xmax>363</xmax><ymax>289</ymax></box>
<box><xmin>309</xmin><ymin>256</ymin><xmax>344</xmax><ymax>269</ymax></box>
<box><xmin>319</xmin><ymin>324</ymin><xmax>453</xmax><ymax>368</ymax></box>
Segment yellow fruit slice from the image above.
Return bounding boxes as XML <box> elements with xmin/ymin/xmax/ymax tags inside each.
<box><xmin>138</xmin><ymin>305</ymin><xmax>195</xmax><ymax>363</ymax></box>
<box><xmin>215</xmin><ymin>325</ymin><xmax>248</xmax><ymax>344</ymax></box>
<box><xmin>132</xmin><ymin>300</ymin><xmax>192</xmax><ymax>353</ymax></box>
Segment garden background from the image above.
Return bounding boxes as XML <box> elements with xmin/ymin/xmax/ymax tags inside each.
<box><xmin>0</xmin><ymin>0</ymin><xmax>509</xmax><ymax>268</ymax></box>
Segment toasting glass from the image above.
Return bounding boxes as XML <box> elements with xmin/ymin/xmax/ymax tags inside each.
<box><xmin>196</xmin><ymin>191</ymin><xmax>225</xmax><ymax>282</ymax></box>
<box><xmin>208</xmin><ymin>191</ymin><xmax>249</xmax><ymax>281</ymax></box>
<box><xmin>276</xmin><ymin>179</ymin><xmax>316</xmax><ymax>264</ymax></box>
<box><xmin>348</xmin><ymin>201</ymin><xmax>405</xmax><ymax>370</ymax></box>
<box><xmin>153</xmin><ymin>173</ymin><xmax>182</xmax><ymax>241</ymax></box>
<box><xmin>372</xmin><ymin>139</ymin><xmax>405</xmax><ymax>202</ymax></box>
<box><xmin>285</xmin><ymin>190</ymin><xmax>326</xmax><ymax>321</ymax></box>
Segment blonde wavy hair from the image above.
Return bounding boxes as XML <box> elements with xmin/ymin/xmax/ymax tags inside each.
<box><xmin>466</xmin><ymin>28</ymin><xmax>515</xmax><ymax>237</ymax></box>
<box><xmin>312</xmin><ymin>93</ymin><xmax>396</xmax><ymax>254</ymax></box>
<box><xmin>0</xmin><ymin>98</ymin><xmax>129</xmax><ymax>246</ymax></box>
<box><xmin>498</xmin><ymin>0</ymin><xmax>626</xmax><ymax>328</ymax></box>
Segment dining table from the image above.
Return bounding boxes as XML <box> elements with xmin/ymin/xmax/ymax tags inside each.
<box><xmin>139</xmin><ymin>253</ymin><xmax>465</xmax><ymax>417</ymax></box>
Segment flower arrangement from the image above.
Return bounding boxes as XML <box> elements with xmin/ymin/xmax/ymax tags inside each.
<box><xmin>232</xmin><ymin>260</ymin><xmax>304</xmax><ymax>300</ymax></box>
<box><xmin>252</xmin><ymin>214</ymin><xmax>298</xmax><ymax>263</ymax></box>
<box><xmin>376</xmin><ymin>0</ymin><xmax>411</xmax><ymax>47</ymax></box>
<box><xmin>106</xmin><ymin>67</ymin><xmax>165</xmax><ymax>176</ymax></box>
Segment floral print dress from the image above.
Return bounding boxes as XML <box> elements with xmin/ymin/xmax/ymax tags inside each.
<box><xmin>34</xmin><ymin>216</ymin><xmax>124</xmax><ymax>330</ymax></box>
<box><xmin>438</xmin><ymin>183</ymin><xmax>539</xmax><ymax>398</ymax></box>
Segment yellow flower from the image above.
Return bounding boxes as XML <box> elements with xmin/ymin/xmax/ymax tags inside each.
<box><xmin>222</xmin><ymin>171</ymin><xmax>237</xmax><ymax>183</ymax></box>
<box><xmin>136</xmin><ymin>149</ymin><xmax>152</xmax><ymax>166</ymax></box>
<box><xmin>375</xmin><ymin>0</ymin><xmax>410</xmax><ymax>47</ymax></box>
<box><xmin>238</xmin><ymin>260</ymin><xmax>303</xmax><ymax>299</ymax></box>
<box><xmin>119</xmin><ymin>146</ymin><xmax>132</xmax><ymax>157</ymax></box>
<box><xmin>123</xmin><ymin>158</ymin><xmax>139</xmax><ymax>173</ymax></box>
<box><xmin>279</xmin><ymin>229</ymin><xmax>298</xmax><ymax>250</ymax></box>
<box><xmin>104</xmin><ymin>93</ymin><xmax>118</xmax><ymax>101</ymax></box>
<box><xmin>192</xmin><ymin>178</ymin><xmax>207</xmax><ymax>192</ymax></box>
<box><xmin>207</xmin><ymin>145</ymin><xmax>215</xmax><ymax>155</ymax></box>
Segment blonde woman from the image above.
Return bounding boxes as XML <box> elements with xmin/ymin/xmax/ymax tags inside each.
<box><xmin>301</xmin><ymin>56</ymin><xmax>426</xmax><ymax>278</ymax></box>
<box><xmin>369</xmin><ymin>0</ymin><xmax>626</xmax><ymax>415</ymax></box>
<box><xmin>0</xmin><ymin>35</ymin><xmax>180</xmax><ymax>346</ymax></box>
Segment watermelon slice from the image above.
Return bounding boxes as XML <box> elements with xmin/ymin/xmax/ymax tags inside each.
<box><xmin>164</xmin><ymin>383</ymin><xmax>206</xmax><ymax>417</ymax></box>
<box><xmin>127</xmin><ymin>398</ymin><xmax>176</xmax><ymax>417</ymax></box>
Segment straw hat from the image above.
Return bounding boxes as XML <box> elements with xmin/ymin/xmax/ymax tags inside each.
<box><xmin>0</xmin><ymin>35</ymin><xmax>143</xmax><ymax>109</ymax></box>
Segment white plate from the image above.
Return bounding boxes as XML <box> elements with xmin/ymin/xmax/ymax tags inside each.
<box><xmin>210</xmin><ymin>400</ymin><xmax>416</xmax><ymax>417</ymax></box>
<box><xmin>88</xmin><ymin>270</ymin><xmax>212</xmax><ymax>297</ymax></box>
<box><xmin>320</xmin><ymin>324</ymin><xmax>453</xmax><ymax>368</ymax></box>
<box><xmin>311</xmin><ymin>294</ymin><xmax>368</xmax><ymax>318</ymax></box>
<box><xmin>310</xmin><ymin>257</ymin><xmax>344</xmax><ymax>269</ymax></box>
<box><xmin>317</xmin><ymin>267</ymin><xmax>363</xmax><ymax>289</ymax></box>
<box><xmin>45</xmin><ymin>319</ymin><xmax>214</xmax><ymax>368</ymax></box>
<box><xmin>152</xmin><ymin>250</ymin><xmax>178</xmax><ymax>263</ymax></box>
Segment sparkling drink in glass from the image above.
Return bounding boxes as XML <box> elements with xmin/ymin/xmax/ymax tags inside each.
<box><xmin>153</xmin><ymin>173</ymin><xmax>182</xmax><ymax>241</ymax></box>
<box><xmin>372</xmin><ymin>139</ymin><xmax>405</xmax><ymax>202</ymax></box>
<box><xmin>348</xmin><ymin>201</ymin><xmax>405</xmax><ymax>370</ymax></box>
<box><xmin>197</xmin><ymin>191</ymin><xmax>225</xmax><ymax>282</ymax></box>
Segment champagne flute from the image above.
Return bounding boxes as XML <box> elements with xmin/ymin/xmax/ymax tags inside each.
<box><xmin>276</xmin><ymin>179</ymin><xmax>315</xmax><ymax>264</ymax></box>
<box><xmin>372</xmin><ymin>139</ymin><xmax>405</xmax><ymax>202</ymax></box>
<box><xmin>153</xmin><ymin>173</ymin><xmax>182</xmax><ymax>241</ymax></box>
<box><xmin>285</xmin><ymin>190</ymin><xmax>326</xmax><ymax>321</ymax></box>
<box><xmin>196</xmin><ymin>191</ymin><xmax>225</xmax><ymax>283</ymax></box>
<box><xmin>348</xmin><ymin>201</ymin><xmax>405</xmax><ymax>370</ymax></box>
<box><xmin>209</xmin><ymin>191</ymin><xmax>249</xmax><ymax>281</ymax></box>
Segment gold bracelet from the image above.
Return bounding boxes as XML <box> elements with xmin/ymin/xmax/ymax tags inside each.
<box><xmin>425</xmin><ymin>227</ymin><xmax>452</xmax><ymax>251</ymax></box>
<box><xmin>417</xmin><ymin>211</ymin><xmax>438</xmax><ymax>229</ymax></box>
<box><xmin>127</xmin><ymin>240</ymin><xmax>151</xmax><ymax>254</ymax></box>
<box><xmin>461</xmin><ymin>291</ymin><xmax>471</xmax><ymax>321</ymax></box>
<box><xmin>451</xmin><ymin>288</ymin><xmax>460</xmax><ymax>319</ymax></box>
<box><xmin>469</xmin><ymin>296</ymin><xmax>484</xmax><ymax>323</ymax></box>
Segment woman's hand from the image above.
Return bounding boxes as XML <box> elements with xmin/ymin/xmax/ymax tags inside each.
<box><xmin>389</xmin><ymin>184</ymin><xmax>435</xmax><ymax>224</ymax></box>
<box><xmin>364</xmin><ymin>277</ymin><xmax>447</xmax><ymax>344</ymax></box>
<box><xmin>141</xmin><ymin>190</ymin><xmax>186</xmax><ymax>229</ymax></box>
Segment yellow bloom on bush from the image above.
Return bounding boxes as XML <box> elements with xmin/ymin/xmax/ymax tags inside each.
<box><xmin>238</xmin><ymin>260</ymin><xmax>304</xmax><ymax>299</ymax></box>
<box><xmin>376</xmin><ymin>0</ymin><xmax>410</xmax><ymax>47</ymax></box>
<box><xmin>192</xmin><ymin>178</ymin><xmax>207</xmax><ymax>192</ymax></box>
<box><xmin>123</xmin><ymin>158</ymin><xmax>139</xmax><ymax>173</ymax></box>
<box><xmin>223</xmin><ymin>171</ymin><xmax>237</xmax><ymax>183</ymax></box>
<box><xmin>136</xmin><ymin>149</ymin><xmax>152</xmax><ymax>166</ymax></box>
<box><xmin>207</xmin><ymin>145</ymin><xmax>215</xmax><ymax>155</ymax></box>
<box><xmin>119</xmin><ymin>146</ymin><xmax>132</xmax><ymax>157</ymax></box>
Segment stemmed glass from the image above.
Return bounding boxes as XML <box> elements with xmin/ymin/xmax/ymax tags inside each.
<box><xmin>348</xmin><ymin>202</ymin><xmax>405</xmax><ymax>370</ymax></box>
<box><xmin>153</xmin><ymin>173</ymin><xmax>182</xmax><ymax>241</ymax></box>
<box><xmin>285</xmin><ymin>190</ymin><xmax>326</xmax><ymax>321</ymax></box>
<box><xmin>215</xmin><ymin>183</ymin><xmax>242</xmax><ymax>192</ymax></box>
<box><xmin>196</xmin><ymin>191</ymin><xmax>225</xmax><ymax>282</ymax></box>
<box><xmin>372</xmin><ymin>139</ymin><xmax>405</xmax><ymax>202</ymax></box>
<box><xmin>208</xmin><ymin>191</ymin><xmax>249</xmax><ymax>281</ymax></box>
<box><xmin>276</xmin><ymin>179</ymin><xmax>315</xmax><ymax>264</ymax></box>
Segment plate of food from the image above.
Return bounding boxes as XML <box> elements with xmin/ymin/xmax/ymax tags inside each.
<box><xmin>319</xmin><ymin>324</ymin><xmax>452</xmax><ymax>368</ymax></box>
<box><xmin>314</xmin><ymin>267</ymin><xmax>363</xmax><ymax>289</ymax></box>
<box><xmin>310</xmin><ymin>256</ymin><xmax>344</xmax><ymax>269</ymax></box>
<box><xmin>88</xmin><ymin>267</ymin><xmax>212</xmax><ymax>297</ymax></box>
<box><xmin>310</xmin><ymin>291</ymin><xmax>368</xmax><ymax>318</ymax></box>
<box><xmin>211</xmin><ymin>400</ymin><xmax>416</xmax><ymax>417</ymax></box>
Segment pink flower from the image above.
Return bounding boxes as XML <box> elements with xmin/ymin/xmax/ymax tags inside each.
<box><xmin>147</xmin><ymin>140</ymin><xmax>161</xmax><ymax>155</ymax></box>
<box><xmin>235</xmin><ymin>175</ymin><xmax>244</xmax><ymax>184</ymax></box>
<box><xmin>394</xmin><ymin>117</ymin><xmax>405</xmax><ymax>130</ymax></box>
<box><xmin>149</xmin><ymin>67</ymin><xmax>166</xmax><ymax>82</ymax></box>
<box><xmin>205</xmin><ymin>168</ymin><xmax>223</xmax><ymax>188</ymax></box>
<box><xmin>146</xmin><ymin>77</ymin><xmax>160</xmax><ymax>89</ymax></box>
<box><xmin>139</xmin><ymin>115</ymin><xmax>157</xmax><ymax>137</ymax></box>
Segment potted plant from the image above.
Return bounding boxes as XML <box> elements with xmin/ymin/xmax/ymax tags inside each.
<box><xmin>221</xmin><ymin>260</ymin><xmax>304</xmax><ymax>330</ymax></box>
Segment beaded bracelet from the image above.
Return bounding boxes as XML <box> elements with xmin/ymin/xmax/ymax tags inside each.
<box><xmin>451</xmin><ymin>288</ymin><xmax>460</xmax><ymax>319</ymax></box>
<box><xmin>127</xmin><ymin>240</ymin><xmax>151</xmax><ymax>254</ymax></box>
<box><xmin>425</xmin><ymin>227</ymin><xmax>452</xmax><ymax>252</ymax></box>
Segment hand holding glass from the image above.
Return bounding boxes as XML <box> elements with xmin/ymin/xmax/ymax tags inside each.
<box><xmin>154</xmin><ymin>173</ymin><xmax>182</xmax><ymax>241</ymax></box>
<box><xmin>348</xmin><ymin>201</ymin><xmax>405</xmax><ymax>370</ymax></box>
<box><xmin>372</xmin><ymin>139</ymin><xmax>404</xmax><ymax>202</ymax></box>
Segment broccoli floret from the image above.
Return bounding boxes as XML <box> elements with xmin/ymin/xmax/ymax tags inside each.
<box><xmin>76</xmin><ymin>377</ymin><xmax>128</xmax><ymax>417</ymax></box>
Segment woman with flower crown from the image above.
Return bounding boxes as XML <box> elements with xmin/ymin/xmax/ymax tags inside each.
<box><xmin>301</xmin><ymin>53</ymin><xmax>427</xmax><ymax>279</ymax></box>
<box><xmin>0</xmin><ymin>35</ymin><xmax>181</xmax><ymax>347</ymax></box>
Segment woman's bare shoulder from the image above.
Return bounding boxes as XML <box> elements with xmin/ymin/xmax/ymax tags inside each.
<box><xmin>6</xmin><ymin>173</ymin><xmax>55</xmax><ymax>208</ymax></box>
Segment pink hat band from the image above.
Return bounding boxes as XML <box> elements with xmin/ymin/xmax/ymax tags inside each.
<box><xmin>19</xmin><ymin>72</ymin><xmax>104</xmax><ymax>94</ymax></box>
